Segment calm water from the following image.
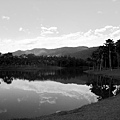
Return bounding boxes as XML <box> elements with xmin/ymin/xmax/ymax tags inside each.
<box><xmin>0</xmin><ymin>68</ymin><xmax>120</xmax><ymax>120</ymax></box>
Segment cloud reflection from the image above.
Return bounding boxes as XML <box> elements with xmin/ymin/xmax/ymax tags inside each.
<box><xmin>0</xmin><ymin>79</ymin><xmax>98</xmax><ymax>104</ymax></box>
<box><xmin>39</xmin><ymin>96</ymin><xmax>57</xmax><ymax>105</ymax></box>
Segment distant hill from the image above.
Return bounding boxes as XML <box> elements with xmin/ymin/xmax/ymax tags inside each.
<box><xmin>13</xmin><ymin>46</ymin><xmax>98</xmax><ymax>59</ymax></box>
<box><xmin>69</xmin><ymin>47</ymin><xmax>98</xmax><ymax>59</ymax></box>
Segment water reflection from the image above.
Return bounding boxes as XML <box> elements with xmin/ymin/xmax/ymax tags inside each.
<box><xmin>0</xmin><ymin>69</ymin><xmax>120</xmax><ymax>119</ymax></box>
<box><xmin>86</xmin><ymin>75</ymin><xmax>120</xmax><ymax>100</ymax></box>
<box><xmin>0</xmin><ymin>79</ymin><xmax>97</xmax><ymax>120</ymax></box>
<box><xmin>0</xmin><ymin>68</ymin><xmax>85</xmax><ymax>84</ymax></box>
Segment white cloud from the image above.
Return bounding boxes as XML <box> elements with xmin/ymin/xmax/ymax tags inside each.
<box><xmin>2</xmin><ymin>16</ymin><xmax>10</xmax><ymax>20</ymax></box>
<box><xmin>95</xmin><ymin>26</ymin><xmax>113</xmax><ymax>34</ymax></box>
<box><xmin>19</xmin><ymin>27</ymin><xmax>23</xmax><ymax>31</ymax></box>
<box><xmin>110</xmin><ymin>30</ymin><xmax>120</xmax><ymax>38</ymax></box>
<box><xmin>41</xmin><ymin>26</ymin><xmax>57</xmax><ymax>31</ymax></box>
<box><xmin>0</xmin><ymin>25</ymin><xmax>120</xmax><ymax>53</ymax></box>
<box><xmin>95</xmin><ymin>28</ymin><xmax>106</xmax><ymax>34</ymax></box>
<box><xmin>41</xmin><ymin>30</ymin><xmax>54</xmax><ymax>36</ymax></box>
<box><xmin>84</xmin><ymin>29</ymin><xmax>93</xmax><ymax>37</ymax></box>
<box><xmin>94</xmin><ymin>26</ymin><xmax>120</xmax><ymax>38</ymax></box>
<box><xmin>19</xmin><ymin>27</ymin><xmax>31</xmax><ymax>34</ymax></box>
<box><xmin>41</xmin><ymin>26</ymin><xmax>59</xmax><ymax>36</ymax></box>
<box><xmin>39</xmin><ymin>96</ymin><xmax>57</xmax><ymax>104</ymax></box>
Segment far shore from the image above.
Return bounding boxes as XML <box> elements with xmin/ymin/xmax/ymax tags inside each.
<box><xmin>84</xmin><ymin>68</ymin><xmax>120</xmax><ymax>79</ymax></box>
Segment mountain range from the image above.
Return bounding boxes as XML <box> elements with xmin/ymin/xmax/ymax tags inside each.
<box><xmin>13</xmin><ymin>46</ymin><xmax>98</xmax><ymax>60</ymax></box>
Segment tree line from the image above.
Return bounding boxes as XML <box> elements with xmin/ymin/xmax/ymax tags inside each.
<box><xmin>0</xmin><ymin>53</ymin><xmax>87</xmax><ymax>68</ymax></box>
<box><xmin>87</xmin><ymin>39</ymin><xmax>120</xmax><ymax>70</ymax></box>
<box><xmin>1</xmin><ymin>38</ymin><xmax>119</xmax><ymax>69</ymax></box>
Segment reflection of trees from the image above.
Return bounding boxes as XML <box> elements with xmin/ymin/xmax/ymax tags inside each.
<box><xmin>0</xmin><ymin>68</ymin><xmax>84</xmax><ymax>84</ymax></box>
<box><xmin>86</xmin><ymin>75</ymin><xmax>120</xmax><ymax>101</ymax></box>
<box><xmin>2</xmin><ymin>76</ymin><xmax>13</xmax><ymax>84</ymax></box>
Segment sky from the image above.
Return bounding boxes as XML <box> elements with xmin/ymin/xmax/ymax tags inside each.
<box><xmin>0</xmin><ymin>0</ymin><xmax>120</xmax><ymax>53</ymax></box>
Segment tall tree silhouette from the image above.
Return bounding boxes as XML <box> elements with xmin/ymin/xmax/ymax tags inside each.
<box><xmin>115</xmin><ymin>39</ymin><xmax>120</xmax><ymax>68</ymax></box>
<box><xmin>105</xmin><ymin>39</ymin><xmax>115</xmax><ymax>70</ymax></box>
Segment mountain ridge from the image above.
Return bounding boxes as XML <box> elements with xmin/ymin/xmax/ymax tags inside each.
<box><xmin>13</xmin><ymin>46</ymin><xmax>98</xmax><ymax>59</ymax></box>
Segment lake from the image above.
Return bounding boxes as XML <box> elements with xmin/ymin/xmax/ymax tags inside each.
<box><xmin>0</xmin><ymin>68</ymin><xmax>120</xmax><ymax>120</ymax></box>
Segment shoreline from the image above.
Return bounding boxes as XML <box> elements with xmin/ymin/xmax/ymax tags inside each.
<box><xmin>84</xmin><ymin>68</ymin><xmax>120</xmax><ymax>79</ymax></box>
<box><xmin>13</xmin><ymin>68</ymin><xmax>120</xmax><ymax>120</ymax></box>
<box><xmin>39</xmin><ymin>94</ymin><xmax>120</xmax><ymax>120</ymax></box>
<box><xmin>15</xmin><ymin>94</ymin><xmax>120</xmax><ymax>120</ymax></box>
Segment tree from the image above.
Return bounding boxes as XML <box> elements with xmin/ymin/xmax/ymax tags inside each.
<box><xmin>90</xmin><ymin>46</ymin><xmax>106</xmax><ymax>70</ymax></box>
<box><xmin>115</xmin><ymin>39</ymin><xmax>120</xmax><ymax>68</ymax></box>
<box><xmin>105</xmin><ymin>39</ymin><xmax>115</xmax><ymax>70</ymax></box>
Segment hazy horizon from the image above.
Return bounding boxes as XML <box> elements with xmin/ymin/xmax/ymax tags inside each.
<box><xmin>2</xmin><ymin>45</ymin><xmax>97</xmax><ymax>54</ymax></box>
<box><xmin>0</xmin><ymin>0</ymin><xmax>120</xmax><ymax>53</ymax></box>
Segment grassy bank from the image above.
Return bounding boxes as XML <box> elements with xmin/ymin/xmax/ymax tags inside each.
<box><xmin>84</xmin><ymin>69</ymin><xmax>120</xmax><ymax>79</ymax></box>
